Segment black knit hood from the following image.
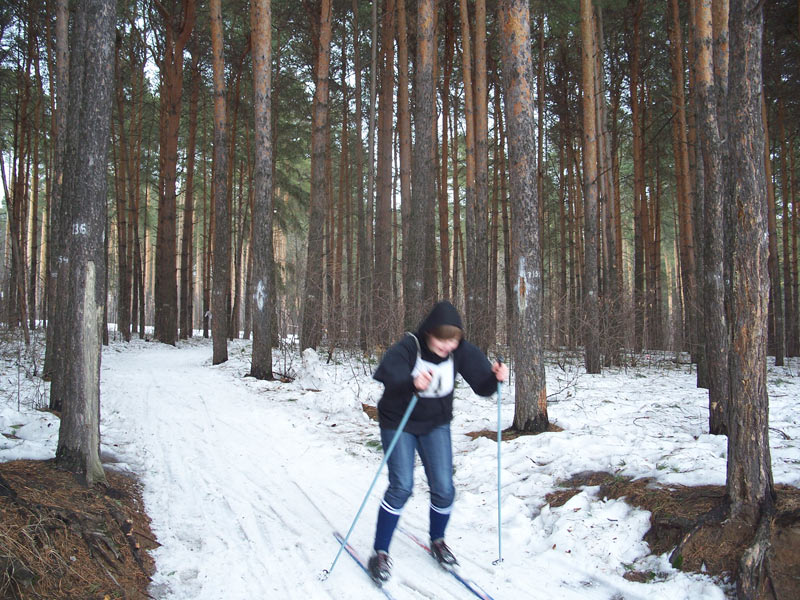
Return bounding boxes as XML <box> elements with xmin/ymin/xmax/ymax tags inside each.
<box><xmin>373</xmin><ymin>299</ymin><xmax>497</xmax><ymax>434</ymax></box>
<box><xmin>416</xmin><ymin>301</ymin><xmax>464</xmax><ymax>337</ymax></box>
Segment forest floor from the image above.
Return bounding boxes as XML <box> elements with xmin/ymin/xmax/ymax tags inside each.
<box><xmin>2</xmin><ymin>443</ymin><xmax>799</xmax><ymax>599</ymax></box>
<box><xmin>0</xmin><ymin>458</ymin><xmax>156</xmax><ymax>600</ymax></box>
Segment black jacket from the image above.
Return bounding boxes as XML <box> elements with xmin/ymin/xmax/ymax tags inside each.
<box><xmin>373</xmin><ymin>301</ymin><xmax>498</xmax><ymax>434</ymax></box>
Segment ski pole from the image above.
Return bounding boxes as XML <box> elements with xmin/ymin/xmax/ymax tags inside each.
<box><xmin>493</xmin><ymin>358</ymin><xmax>504</xmax><ymax>566</ymax></box>
<box><xmin>322</xmin><ymin>394</ymin><xmax>419</xmax><ymax>579</ymax></box>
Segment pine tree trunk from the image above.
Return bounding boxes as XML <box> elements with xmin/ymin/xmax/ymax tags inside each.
<box><xmin>202</xmin><ymin>127</ymin><xmax>211</xmax><ymax>338</ymax></box>
<box><xmin>250</xmin><ymin>0</ymin><xmax>274</xmax><ymax>379</ymax></box>
<box><xmin>153</xmin><ymin>0</ymin><xmax>196</xmax><ymax>345</ymax></box>
<box><xmin>230</xmin><ymin>160</ymin><xmax>248</xmax><ymax>339</ymax></box>
<box><xmin>7</xmin><ymin>7</ymin><xmax>35</xmax><ymax>343</ymax></box>
<box><xmin>595</xmin><ymin>7</ymin><xmax>620</xmax><ymax>364</ymax></box>
<box><xmin>405</xmin><ymin>0</ymin><xmax>435</xmax><ymax>330</ymax></box>
<box><xmin>581</xmin><ymin>0</ymin><xmax>601</xmax><ymax>373</ymax></box>
<box><xmin>459</xmin><ymin>0</ymin><xmax>478</xmax><ymax>339</ymax></box>
<box><xmin>126</xmin><ymin>45</ymin><xmax>144</xmax><ymax>341</ymax></box>
<box><xmin>726</xmin><ymin>0</ymin><xmax>774</xmax><ymax>539</ymax></box>
<box><xmin>500</xmin><ymin>0</ymin><xmax>548</xmax><ymax>433</ymax></box>
<box><xmin>629</xmin><ymin>0</ymin><xmax>645</xmax><ymax>354</ymax></box>
<box><xmin>763</xmin><ymin>94</ymin><xmax>784</xmax><ymax>366</ymax></box>
<box><xmin>499</xmin><ymin>104</ymin><xmax>512</xmax><ymax>346</ymax></box>
<box><xmin>344</xmin><ymin>32</ymin><xmax>355</xmax><ymax>346</ymax></box>
<box><xmin>333</xmin><ymin>34</ymin><xmax>348</xmax><ymax>347</ymax></box>
<box><xmin>360</xmin><ymin>0</ymin><xmax>378</xmax><ymax>352</ymax></box>
<box><xmin>471</xmin><ymin>0</ymin><xmax>490</xmax><ymax>351</ymax></box>
<box><xmin>439</xmin><ymin>5</ymin><xmax>455</xmax><ymax>302</ymax></box>
<box><xmin>558</xmin><ymin>139</ymin><xmax>568</xmax><ymax>348</ymax></box>
<box><xmin>372</xmin><ymin>0</ymin><xmax>394</xmax><ymax>340</ymax></box>
<box><xmin>694</xmin><ymin>0</ymin><xmax>729</xmax><ymax>434</ymax></box>
<box><xmin>132</xmin><ymin>107</ymin><xmax>145</xmax><ymax>339</ymax></box>
<box><xmin>180</xmin><ymin>48</ymin><xmax>201</xmax><ymax>340</ymax></box>
<box><xmin>396</xmin><ymin>0</ymin><xmax>413</xmax><ymax>313</ymax></box>
<box><xmin>225</xmin><ymin>62</ymin><xmax>246</xmax><ymax>338</ymax></box>
<box><xmin>667</xmin><ymin>0</ymin><xmax>695</xmax><ymax>350</ymax></box>
<box><xmin>44</xmin><ymin>0</ymin><xmax>69</xmax><ymax>400</ymax></box>
<box><xmin>324</xmin><ymin>126</ymin><xmax>335</xmax><ymax>343</ymax></box>
<box><xmin>793</xmin><ymin>142</ymin><xmax>800</xmax><ymax>356</ymax></box>
<box><xmin>301</xmin><ymin>0</ymin><xmax>332</xmax><ymax>351</ymax></box>
<box><xmin>351</xmin><ymin>0</ymin><xmax>366</xmax><ymax>349</ymax></box>
<box><xmin>210</xmin><ymin>0</ymin><xmax>229</xmax><ymax>364</ymax></box>
<box><xmin>29</xmin><ymin>79</ymin><xmax>42</xmax><ymax>333</ymax></box>
<box><xmin>778</xmin><ymin>100</ymin><xmax>797</xmax><ymax>356</ymax></box>
<box><xmin>451</xmin><ymin>111</ymin><xmax>463</xmax><ymax>308</ymax></box>
<box><xmin>54</xmin><ymin>0</ymin><xmax>114</xmax><ymax>486</ymax></box>
<box><xmin>488</xmin><ymin>83</ymin><xmax>500</xmax><ymax>346</ymax></box>
<box><xmin>113</xmin><ymin>43</ymin><xmax>131</xmax><ymax>342</ymax></box>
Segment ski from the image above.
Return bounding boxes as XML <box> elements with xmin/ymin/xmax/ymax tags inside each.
<box><xmin>397</xmin><ymin>527</ymin><xmax>497</xmax><ymax>600</ymax></box>
<box><xmin>332</xmin><ymin>532</ymin><xmax>399</xmax><ymax>600</ymax></box>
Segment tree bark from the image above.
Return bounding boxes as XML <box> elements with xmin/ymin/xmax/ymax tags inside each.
<box><xmin>396</xmin><ymin>0</ymin><xmax>412</xmax><ymax>313</ymax></box>
<box><xmin>459</xmin><ymin>0</ymin><xmax>478</xmax><ymax>336</ymax></box>
<box><xmin>300</xmin><ymin>0</ymin><xmax>333</xmax><ymax>351</ymax></box>
<box><xmin>180</xmin><ymin>47</ymin><xmax>201</xmax><ymax>340</ymax></box>
<box><xmin>333</xmin><ymin>28</ymin><xmax>348</xmax><ymax>348</ymax></box>
<box><xmin>594</xmin><ymin>8</ymin><xmax>620</xmax><ymax>365</ymax></box>
<box><xmin>406</xmin><ymin>0</ymin><xmax>436</xmax><ymax>331</ymax></box>
<box><xmin>373</xmin><ymin>0</ymin><xmax>395</xmax><ymax>341</ymax></box>
<box><xmin>153</xmin><ymin>0</ymin><xmax>196</xmax><ymax>345</ymax></box>
<box><xmin>54</xmin><ymin>0</ymin><xmax>115</xmax><ymax>487</ymax></box>
<box><xmin>351</xmin><ymin>0</ymin><xmax>366</xmax><ymax>349</ymax></box>
<box><xmin>451</xmin><ymin>111</ymin><xmax>463</xmax><ymax>308</ymax></box>
<box><xmin>629</xmin><ymin>0</ymin><xmax>645</xmax><ymax>354</ymax></box>
<box><xmin>210</xmin><ymin>0</ymin><xmax>229</xmax><ymax>364</ymax></box>
<box><xmin>113</xmin><ymin>38</ymin><xmax>131</xmax><ymax>342</ymax></box>
<box><xmin>500</xmin><ymin>0</ymin><xmax>548</xmax><ymax>433</ymax></box>
<box><xmin>694</xmin><ymin>0</ymin><xmax>729</xmax><ymax>434</ymax></box>
<box><xmin>471</xmin><ymin>0</ymin><xmax>490</xmax><ymax>351</ymax></box>
<box><xmin>250</xmin><ymin>0</ymin><xmax>274</xmax><ymax>379</ymax></box>
<box><xmin>581</xmin><ymin>0</ymin><xmax>601</xmax><ymax>374</ymax></box>
<box><xmin>763</xmin><ymin>94</ymin><xmax>784</xmax><ymax>366</ymax></box>
<box><xmin>44</xmin><ymin>0</ymin><xmax>69</xmax><ymax>384</ymax></box>
<box><xmin>668</xmin><ymin>0</ymin><xmax>696</xmax><ymax>350</ymax></box>
<box><xmin>29</xmin><ymin>60</ymin><xmax>43</xmax><ymax>333</ymax></box>
<box><xmin>778</xmin><ymin>100</ymin><xmax>797</xmax><ymax>357</ymax></box>
<box><xmin>726</xmin><ymin>0</ymin><xmax>775</xmax><ymax>557</ymax></box>
<box><xmin>360</xmin><ymin>0</ymin><xmax>378</xmax><ymax>352</ymax></box>
<box><xmin>439</xmin><ymin>4</ymin><xmax>455</xmax><ymax>302</ymax></box>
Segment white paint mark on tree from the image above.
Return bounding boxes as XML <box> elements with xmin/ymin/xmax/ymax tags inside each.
<box><xmin>515</xmin><ymin>257</ymin><xmax>528</xmax><ymax>313</ymax></box>
<box><xmin>255</xmin><ymin>280</ymin><xmax>266</xmax><ymax>312</ymax></box>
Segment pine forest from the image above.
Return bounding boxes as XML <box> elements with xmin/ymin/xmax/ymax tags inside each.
<box><xmin>1</xmin><ymin>0</ymin><xmax>800</xmax><ymax>597</ymax></box>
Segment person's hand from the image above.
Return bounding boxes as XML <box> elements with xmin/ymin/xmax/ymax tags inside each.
<box><xmin>492</xmin><ymin>361</ymin><xmax>509</xmax><ymax>383</ymax></box>
<box><xmin>414</xmin><ymin>369</ymin><xmax>433</xmax><ymax>391</ymax></box>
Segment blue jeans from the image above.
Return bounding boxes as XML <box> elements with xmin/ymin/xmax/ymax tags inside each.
<box><xmin>381</xmin><ymin>423</ymin><xmax>455</xmax><ymax>511</ymax></box>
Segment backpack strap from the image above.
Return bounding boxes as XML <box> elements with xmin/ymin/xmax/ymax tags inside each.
<box><xmin>405</xmin><ymin>332</ymin><xmax>421</xmax><ymax>363</ymax></box>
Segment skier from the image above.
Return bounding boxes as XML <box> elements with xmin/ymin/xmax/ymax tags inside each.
<box><xmin>368</xmin><ymin>300</ymin><xmax>508</xmax><ymax>583</ymax></box>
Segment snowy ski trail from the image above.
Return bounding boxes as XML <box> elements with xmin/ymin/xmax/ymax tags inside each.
<box><xmin>99</xmin><ymin>342</ymin><xmax>470</xmax><ymax>600</ymax></box>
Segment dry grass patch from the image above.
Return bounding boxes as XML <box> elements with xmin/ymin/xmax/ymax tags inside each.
<box><xmin>0</xmin><ymin>459</ymin><xmax>156</xmax><ymax>600</ymax></box>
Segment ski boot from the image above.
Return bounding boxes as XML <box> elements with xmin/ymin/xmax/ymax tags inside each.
<box><xmin>368</xmin><ymin>550</ymin><xmax>392</xmax><ymax>584</ymax></box>
<box><xmin>430</xmin><ymin>538</ymin><xmax>458</xmax><ymax>567</ymax></box>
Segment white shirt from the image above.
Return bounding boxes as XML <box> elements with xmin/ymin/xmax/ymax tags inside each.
<box><xmin>411</xmin><ymin>354</ymin><xmax>455</xmax><ymax>399</ymax></box>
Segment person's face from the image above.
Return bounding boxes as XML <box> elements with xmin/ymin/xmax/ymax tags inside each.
<box><xmin>427</xmin><ymin>334</ymin><xmax>460</xmax><ymax>358</ymax></box>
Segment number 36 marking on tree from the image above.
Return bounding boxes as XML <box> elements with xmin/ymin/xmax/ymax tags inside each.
<box><xmin>73</xmin><ymin>223</ymin><xmax>88</xmax><ymax>235</ymax></box>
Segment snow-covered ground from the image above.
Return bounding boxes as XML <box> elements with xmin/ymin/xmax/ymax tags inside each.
<box><xmin>2</xmin><ymin>337</ymin><xmax>799</xmax><ymax>599</ymax></box>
